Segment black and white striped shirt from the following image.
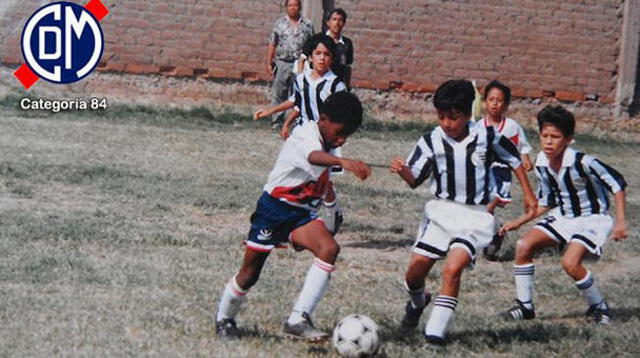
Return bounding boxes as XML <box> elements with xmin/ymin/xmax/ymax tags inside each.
<box><xmin>289</xmin><ymin>70</ymin><xmax>346</xmax><ymax>125</ymax></box>
<box><xmin>535</xmin><ymin>148</ymin><xmax>626</xmax><ymax>217</ymax></box>
<box><xmin>406</xmin><ymin>121</ymin><xmax>522</xmax><ymax>205</ymax></box>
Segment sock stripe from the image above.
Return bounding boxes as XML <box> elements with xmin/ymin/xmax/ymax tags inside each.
<box><xmin>514</xmin><ymin>264</ymin><xmax>535</xmax><ymax>276</ymax></box>
<box><xmin>313</xmin><ymin>257</ymin><xmax>335</xmax><ymax>272</ymax></box>
<box><xmin>434</xmin><ymin>295</ymin><xmax>458</xmax><ymax>310</ymax></box>
<box><xmin>575</xmin><ymin>271</ymin><xmax>594</xmax><ymax>290</ymax></box>
<box><xmin>230</xmin><ymin>276</ymin><xmax>248</xmax><ymax>296</ymax></box>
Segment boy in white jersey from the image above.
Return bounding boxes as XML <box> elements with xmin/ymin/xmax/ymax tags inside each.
<box><xmin>215</xmin><ymin>92</ymin><xmax>371</xmax><ymax>341</ymax></box>
<box><xmin>254</xmin><ymin>33</ymin><xmax>347</xmax><ymax>235</ymax></box>
<box><xmin>481</xmin><ymin>80</ymin><xmax>534</xmax><ymax>260</ymax></box>
<box><xmin>500</xmin><ymin>105</ymin><xmax>627</xmax><ymax>324</ymax></box>
<box><xmin>390</xmin><ymin>80</ymin><xmax>537</xmax><ymax>343</ymax></box>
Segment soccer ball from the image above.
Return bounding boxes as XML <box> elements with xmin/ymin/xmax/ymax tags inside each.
<box><xmin>332</xmin><ymin>314</ymin><xmax>381</xmax><ymax>358</ymax></box>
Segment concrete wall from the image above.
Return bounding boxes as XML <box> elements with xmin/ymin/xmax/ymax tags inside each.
<box><xmin>0</xmin><ymin>0</ymin><xmax>632</xmax><ymax>105</ymax></box>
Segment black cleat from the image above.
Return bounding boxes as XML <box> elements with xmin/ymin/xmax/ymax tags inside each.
<box><xmin>483</xmin><ymin>232</ymin><xmax>505</xmax><ymax>261</ymax></box>
<box><xmin>502</xmin><ymin>300</ymin><xmax>535</xmax><ymax>321</ymax></box>
<box><xmin>216</xmin><ymin>318</ymin><xmax>240</xmax><ymax>341</ymax></box>
<box><xmin>425</xmin><ymin>334</ymin><xmax>446</xmax><ymax>344</ymax></box>
<box><xmin>585</xmin><ymin>302</ymin><xmax>612</xmax><ymax>325</ymax></box>
<box><xmin>400</xmin><ymin>293</ymin><xmax>432</xmax><ymax>329</ymax></box>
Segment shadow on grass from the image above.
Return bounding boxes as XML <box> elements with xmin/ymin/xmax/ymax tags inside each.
<box><xmin>557</xmin><ymin>306</ymin><xmax>640</xmax><ymax>323</ymax></box>
<box><xmin>342</xmin><ymin>238</ymin><xmax>413</xmax><ymax>250</ymax></box>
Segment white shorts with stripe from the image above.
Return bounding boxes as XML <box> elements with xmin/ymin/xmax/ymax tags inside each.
<box><xmin>412</xmin><ymin>199</ymin><xmax>495</xmax><ymax>260</ymax></box>
<box><xmin>534</xmin><ymin>213</ymin><xmax>613</xmax><ymax>257</ymax></box>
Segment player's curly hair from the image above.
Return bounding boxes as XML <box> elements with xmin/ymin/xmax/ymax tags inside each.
<box><xmin>320</xmin><ymin>91</ymin><xmax>363</xmax><ymax>136</ymax></box>
<box><xmin>537</xmin><ymin>105</ymin><xmax>575</xmax><ymax>137</ymax></box>
<box><xmin>433</xmin><ymin>79</ymin><xmax>475</xmax><ymax>116</ymax></box>
<box><xmin>302</xmin><ymin>33</ymin><xmax>337</xmax><ymax>61</ymax></box>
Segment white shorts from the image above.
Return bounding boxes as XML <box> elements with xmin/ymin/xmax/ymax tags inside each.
<box><xmin>534</xmin><ymin>213</ymin><xmax>613</xmax><ymax>257</ymax></box>
<box><xmin>412</xmin><ymin>200</ymin><xmax>495</xmax><ymax>260</ymax></box>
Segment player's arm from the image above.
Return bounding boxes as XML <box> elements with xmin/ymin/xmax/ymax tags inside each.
<box><xmin>512</xmin><ymin>164</ymin><xmax>537</xmax><ymax>216</ymax></box>
<box><xmin>280</xmin><ymin>109</ymin><xmax>301</xmax><ymax>140</ymax></box>
<box><xmin>612</xmin><ymin>189</ymin><xmax>627</xmax><ymax>241</ymax></box>
<box><xmin>253</xmin><ymin>100</ymin><xmax>294</xmax><ymax>120</ymax></box>
<box><xmin>308</xmin><ymin>151</ymin><xmax>371</xmax><ymax>180</ymax></box>
<box><xmin>500</xmin><ymin>205</ymin><xmax>551</xmax><ymax>234</ymax></box>
<box><xmin>522</xmin><ymin>153</ymin><xmax>533</xmax><ymax>172</ymax></box>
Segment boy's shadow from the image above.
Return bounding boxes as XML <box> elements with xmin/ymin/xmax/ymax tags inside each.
<box><xmin>342</xmin><ymin>238</ymin><xmax>413</xmax><ymax>250</ymax></box>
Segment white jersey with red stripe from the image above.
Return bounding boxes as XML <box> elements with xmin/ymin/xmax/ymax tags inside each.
<box><xmin>263</xmin><ymin>121</ymin><xmax>331</xmax><ymax>211</ymax></box>
<box><xmin>481</xmin><ymin>117</ymin><xmax>532</xmax><ymax>169</ymax></box>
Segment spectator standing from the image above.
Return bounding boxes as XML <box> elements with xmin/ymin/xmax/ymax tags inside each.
<box><xmin>266</xmin><ymin>0</ymin><xmax>315</xmax><ymax>128</ymax></box>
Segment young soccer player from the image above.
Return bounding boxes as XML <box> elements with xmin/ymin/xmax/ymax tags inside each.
<box><xmin>481</xmin><ymin>80</ymin><xmax>534</xmax><ymax>260</ymax></box>
<box><xmin>390</xmin><ymin>79</ymin><xmax>537</xmax><ymax>343</ymax></box>
<box><xmin>255</xmin><ymin>33</ymin><xmax>348</xmax><ymax>235</ymax></box>
<box><xmin>500</xmin><ymin>105</ymin><xmax>627</xmax><ymax>324</ymax></box>
<box><xmin>254</xmin><ymin>33</ymin><xmax>347</xmax><ymax>140</ymax></box>
<box><xmin>215</xmin><ymin>92</ymin><xmax>371</xmax><ymax>341</ymax></box>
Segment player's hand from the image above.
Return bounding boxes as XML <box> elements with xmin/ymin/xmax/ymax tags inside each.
<box><xmin>280</xmin><ymin>123</ymin><xmax>290</xmax><ymax>140</ymax></box>
<box><xmin>499</xmin><ymin>220</ymin><xmax>520</xmax><ymax>235</ymax></box>
<box><xmin>266</xmin><ymin>63</ymin><xmax>275</xmax><ymax>78</ymax></box>
<box><xmin>611</xmin><ymin>221</ymin><xmax>627</xmax><ymax>241</ymax></box>
<box><xmin>253</xmin><ymin>109</ymin><xmax>267</xmax><ymax>120</ymax></box>
<box><xmin>341</xmin><ymin>159</ymin><xmax>371</xmax><ymax>180</ymax></box>
<box><xmin>522</xmin><ymin>157</ymin><xmax>533</xmax><ymax>172</ymax></box>
<box><xmin>390</xmin><ymin>157</ymin><xmax>405</xmax><ymax>173</ymax></box>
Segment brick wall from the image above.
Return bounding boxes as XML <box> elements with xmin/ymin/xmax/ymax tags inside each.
<box><xmin>0</xmin><ymin>0</ymin><xmax>626</xmax><ymax>102</ymax></box>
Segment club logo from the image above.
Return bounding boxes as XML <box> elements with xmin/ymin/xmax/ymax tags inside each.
<box><xmin>15</xmin><ymin>0</ymin><xmax>109</xmax><ymax>89</ymax></box>
<box><xmin>257</xmin><ymin>229</ymin><xmax>273</xmax><ymax>241</ymax></box>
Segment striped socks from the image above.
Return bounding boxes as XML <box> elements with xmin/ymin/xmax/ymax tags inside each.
<box><xmin>405</xmin><ymin>281</ymin><xmax>428</xmax><ymax>309</ymax></box>
<box><xmin>288</xmin><ymin>258</ymin><xmax>335</xmax><ymax>325</ymax></box>
<box><xmin>425</xmin><ymin>295</ymin><xmax>458</xmax><ymax>339</ymax></box>
<box><xmin>514</xmin><ymin>263</ymin><xmax>535</xmax><ymax>310</ymax></box>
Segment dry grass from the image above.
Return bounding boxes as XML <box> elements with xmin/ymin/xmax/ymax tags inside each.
<box><xmin>0</xmin><ymin>101</ymin><xmax>638</xmax><ymax>357</ymax></box>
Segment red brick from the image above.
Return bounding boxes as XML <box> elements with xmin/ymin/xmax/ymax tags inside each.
<box><xmin>555</xmin><ymin>91</ymin><xmax>586</xmax><ymax>102</ymax></box>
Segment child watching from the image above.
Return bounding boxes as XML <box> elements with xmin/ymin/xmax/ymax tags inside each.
<box><xmin>500</xmin><ymin>105</ymin><xmax>627</xmax><ymax>324</ymax></box>
<box><xmin>215</xmin><ymin>92</ymin><xmax>371</xmax><ymax>341</ymax></box>
<box><xmin>481</xmin><ymin>80</ymin><xmax>534</xmax><ymax>260</ymax></box>
<box><xmin>390</xmin><ymin>79</ymin><xmax>537</xmax><ymax>343</ymax></box>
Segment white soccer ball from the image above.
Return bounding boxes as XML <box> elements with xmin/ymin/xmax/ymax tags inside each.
<box><xmin>332</xmin><ymin>314</ymin><xmax>381</xmax><ymax>358</ymax></box>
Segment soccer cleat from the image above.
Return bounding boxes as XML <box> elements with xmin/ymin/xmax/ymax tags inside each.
<box><xmin>216</xmin><ymin>318</ymin><xmax>240</xmax><ymax>341</ymax></box>
<box><xmin>483</xmin><ymin>232</ymin><xmax>505</xmax><ymax>261</ymax></box>
<box><xmin>502</xmin><ymin>300</ymin><xmax>535</xmax><ymax>321</ymax></box>
<box><xmin>400</xmin><ymin>293</ymin><xmax>432</xmax><ymax>329</ymax></box>
<box><xmin>585</xmin><ymin>302</ymin><xmax>612</xmax><ymax>325</ymax></box>
<box><xmin>283</xmin><ymin>312</ymin><xmax>329</xmax><ymax>341</ymax></box>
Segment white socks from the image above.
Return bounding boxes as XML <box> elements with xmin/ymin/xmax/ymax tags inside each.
<box><xmin>288</xmin><ymin>258</ymin><xmax>335</xmax><ymax>325</ymax></box>
<box><xmin>425</xmin><ymin>295</ymin><xmax>458</xmax><ymax>338</ymax></box>
<box><xmin>575</xmin><ymin>271</ymin><xmax>604</xmax><ymax>307</ymax></box>
<box><xmin>514</xmin><ymin>263</ymin><xmax>535</xmax><ymax>309</ymax></box>
<box><xmin>216</xmin><ymin>276</ymin><xmax>248</xmax><ymax>322</ymax></box>
<box><xmin>323</xmin><ymin>199</ymin><xmax>339</xmax><ymax>233</ymax></box>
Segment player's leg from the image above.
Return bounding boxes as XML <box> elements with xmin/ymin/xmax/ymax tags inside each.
<box><xmin>283</xmin><ymin>220</ymin><xmax>338</xmax><ymax>340</ymax></box>
<box><xmin>562</xmin><ymin>242</ymin><xmax>611</xmax><ymax>324</ymax></box>
<box><xmin>401</xmin><ymin>253</ymin><xmax>436</xmax><ymax>329</ymax></box>
<box><xmin>215</xmin><ymin>247</ymin><xmax>270</xmax><ymax>340</ymax></box>
<box><xmin>503</xmin><ymin>228</ymin><xmax>557</xmax><ymax>320</ymax></box>
<box><xmin>424</xmin><ymin>247</ymin><xmax>471</xmax><ymax>343</ymax></box>
<box><xmin>483</xmin><ymin>167</ymin><xmax>512</xmax><ymax>260</ymax></box>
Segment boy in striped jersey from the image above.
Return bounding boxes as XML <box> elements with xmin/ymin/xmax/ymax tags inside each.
<box><xmin>391</xmin><ymin>79</ymin><xmax>537</xmax><ymax>343</ymax></box>
<box><xmin>500</xmin><ymin>105</ymin><xmax>627</xmax><ymax>324</ymax></box>
<box><xmin>215</xmin><ymin>92</ymin><xmax>371</xmax><ymax>341</ymax></box>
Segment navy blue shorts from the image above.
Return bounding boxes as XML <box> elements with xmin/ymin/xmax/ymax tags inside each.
<box><xmin>246</xmin><ymin>192</ymin><xmax>318</xmax><ymax>252</ymax></box>
<box><xmin>492</xmin><ymin>166</ymin><xmax>512</xmax><ymax>202</ymax></box>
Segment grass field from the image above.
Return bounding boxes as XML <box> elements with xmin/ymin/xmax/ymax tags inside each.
<box><xmin>0</xmin><ymin>99</ymin><xmax>639</xmax><ymax>357</ymax></box>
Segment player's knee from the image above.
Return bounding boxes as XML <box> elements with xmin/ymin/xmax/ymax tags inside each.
<box><xmin>515</xmin><ymin>239</ymin><xmax>534</xmax><ymax>259</ymax></box>
<box><xmin>441</xmin><ymin>261</ymin><xmax>464</xmax><ymax>283</ymax></box>
<box><xmin>319</xmin><ymin>240</ymin><xmax>340</xmax><ymax>263</ymax></box>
